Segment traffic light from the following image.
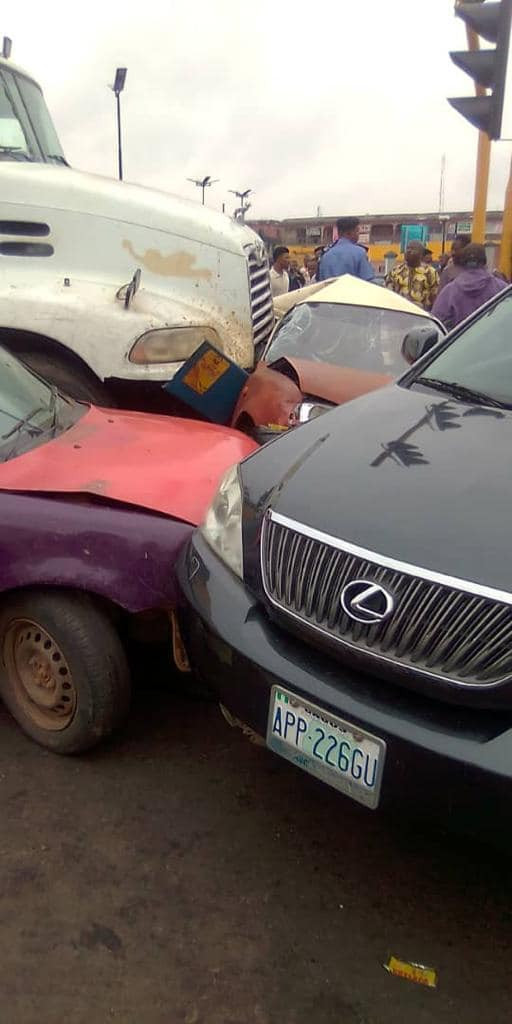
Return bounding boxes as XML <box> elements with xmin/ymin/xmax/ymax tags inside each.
<box><xmin>449</xmin><ymin>0</ymin><xmax>512</xmax><ymax>139</ymax></box>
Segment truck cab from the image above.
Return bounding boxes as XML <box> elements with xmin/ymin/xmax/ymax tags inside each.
<box><xmin>0</xmin><ymin>58</ymin><xmax>273</xmax><ymax>404</ymax></box>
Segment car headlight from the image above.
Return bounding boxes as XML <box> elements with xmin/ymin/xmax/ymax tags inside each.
<box><xmin>130</xmin><ymin>326</ymin><xmax>220</xmax><ymax>364</ymax></box>
<box><xmin>200</xmin><ymin>464</ymin><xmax>243</xmax><ymax>578</ymax></box>
<box><xmin>296</xmin><ymin>401</ymin><xmax>333</xmax><ymax>423</ymax></box>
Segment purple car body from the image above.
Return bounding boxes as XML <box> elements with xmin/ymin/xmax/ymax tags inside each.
<box><xmin>0</xmin><ymin>346</ymin><xmax>256</xmax><ymax>753</ymax></box>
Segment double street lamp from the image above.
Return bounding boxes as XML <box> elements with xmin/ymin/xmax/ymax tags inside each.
<box><xmin>110</xmin><ymin>67</ymin><xmax>127</xmax><ymax>181</ymax></box>
<box><xmin>229</xmin><ymin>188</ymin><xmax>252</xmax><ymax>222</ymax></box>
<box><xmin>187</xmin><ymin>175</ymin><xmax>219</xmax><ymax>205</ymax></box>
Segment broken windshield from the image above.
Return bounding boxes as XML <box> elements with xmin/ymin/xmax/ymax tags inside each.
<box><xmin>265</xmin><ymin>301</ymin><xmax>440</xmax><ymax>376</ymax></box>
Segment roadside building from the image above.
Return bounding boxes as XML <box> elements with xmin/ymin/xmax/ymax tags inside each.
<box><xmin>248</xmin><ymin>212</ymin><xmax>503</xmax><ymax>277</ymax></box>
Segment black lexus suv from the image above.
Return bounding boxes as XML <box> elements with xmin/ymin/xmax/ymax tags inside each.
<box><xmin>178</xmin><ymin>286</ymin><xmax>512</xmax><ymax>833</ymax></box>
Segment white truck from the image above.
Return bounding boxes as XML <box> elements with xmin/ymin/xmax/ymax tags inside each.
<box><xmin>0</xmin><ymin>57</ymin><xmax>273</xmax><ymax>405</ymax></box>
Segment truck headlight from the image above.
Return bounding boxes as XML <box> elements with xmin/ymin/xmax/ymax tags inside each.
<box><xmin>200</xmin><ymin>464</ymin><xmax>243</xmax><ymax>578</ymax></box>
<box><xmin>130</xmin><ymin>326</ymin><xmax>220</xmax><ymax>364</ymax></box>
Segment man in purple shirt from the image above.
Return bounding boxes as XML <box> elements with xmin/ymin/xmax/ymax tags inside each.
<box><xmin>432</xmin><ymin>244</ymin><xmax>507</xmax><ymax>330</ymax></box>
<box><xmin>318</xmin><ymin>217</ymin><xmax>375</xmax><ymax>282</ymax></box>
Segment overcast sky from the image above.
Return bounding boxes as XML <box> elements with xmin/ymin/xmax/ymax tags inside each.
<box><xmin>4</xmin><ymin>0</ymin><xmax>512</xmax><ymax>219</ymax></box>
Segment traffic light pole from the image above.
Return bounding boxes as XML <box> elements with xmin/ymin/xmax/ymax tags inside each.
<box><xmin>500</xmin><ymin>155</ymin><xmax>512</xmax><ymax>277</ymax></box>
<box><xmin>473</xmin><ymin>130</ymin><xmax>491</xmax><ymax>244</ymax></box>
<box><xmin>461</xmin><ymin>7</ymin><xmax>491</xmax><ymax>243</ymax></box>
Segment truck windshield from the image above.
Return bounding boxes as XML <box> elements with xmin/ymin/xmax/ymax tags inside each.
<box><xmin>0</xmin><ymin>67</ymin><xmax>66</xmax><ymax>164</ymax></box>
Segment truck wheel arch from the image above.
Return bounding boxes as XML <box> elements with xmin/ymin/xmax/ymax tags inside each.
<box><xmin>0</xmin><ymin>328</ymin><xmax>112</xmax><ymax>404</ymax></box>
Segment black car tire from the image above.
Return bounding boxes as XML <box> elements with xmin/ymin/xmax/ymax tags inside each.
<box><xmin>17</xmin><ymin>351</ymin><xmax>114</xmax><ymax>406</ymax></box>
<box><xmin>0</xmin><ymin>591</ymin><xmax>131</xmax><ymax>754</ymax></box>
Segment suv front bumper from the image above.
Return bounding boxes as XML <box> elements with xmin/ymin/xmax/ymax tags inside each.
<box><xmin>178</xmin><ymin>533</ymin><xmax>512</xmax><ymax>837</ymax></box>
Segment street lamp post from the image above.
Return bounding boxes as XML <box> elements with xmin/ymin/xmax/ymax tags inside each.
<box><xmin>111</xmin><ymin>67</ymin><xmax>127</xmax><ymax>181</ymax></box>
<box><xmin>229</xmin><ymin>188</ymin><xmax>252</xmax><ymax>222</ymax></box>
<box><xmin>187</xmin><ymin>176</ymin><xmax>219</xmax><ymax>204</ymax></box>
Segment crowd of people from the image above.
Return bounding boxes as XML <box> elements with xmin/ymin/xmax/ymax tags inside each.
<box><xmin>268</xmin><ymin>216</ymin><xmax>509</xmax><ymax>330</ymax></box>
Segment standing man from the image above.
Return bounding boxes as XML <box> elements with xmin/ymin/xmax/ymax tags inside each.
<box><xmin>317</xmin><ymin>217</ymin><xmax>375</xmax><ymax>281</ymax></box>
<box><xmin>306</xmin><ymin>255</ymin><xmax>318</xmax><ymax>283</ymax></box>
<box><xmin>288</xmin><ymin>259</ymin><xmax>306</xmax><ymax>291</ymax></box>
<box><xmin>437</xmin><ymin>234</ymin><xmax>471</xmax><ymax>292</ymax></box>
<box><xmin>432</xmin><ymin>243</ymin><xmax>507</xmax><ymax>329</ymax></box>
<box><xmin>270</xmin><ymin>246</ymin><xmax>290</xmax><ymax>297</ymax></box>
<box><xmin>386</xmin><ymin>241</ymin><xmax>438</xmax><ymax>310</ymax></box>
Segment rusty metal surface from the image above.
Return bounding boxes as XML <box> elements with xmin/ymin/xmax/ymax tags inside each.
<box><xmin>122</xmin><ymin>240</ymin><xmax>213</xmax><ymax>280</ymax></box>
<box><xmin>231</xmin><ymin>361</ymin><xmax>302</xmax><ymax>430</ymax></box>
<box><xmin>232</xmin><ymin>357</ymin><xmax>390</xmax><ymax>430</ymax></box>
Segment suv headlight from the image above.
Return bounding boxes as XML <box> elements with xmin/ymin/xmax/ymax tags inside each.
<box><xmin>200</xmin><ymin>464</ymin><xmax>243</xmax><ymax>578</ymax></box>
<box><xmin>130</xmin><ymin>326</ymin><xmax>220</xmax><ymax>364</ymax></box>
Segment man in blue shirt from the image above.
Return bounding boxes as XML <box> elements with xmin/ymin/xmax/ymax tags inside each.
<box><xmin>318</xmin><ymin>217</ymin><xmax>375</xmax><ymax>282</ymax></box>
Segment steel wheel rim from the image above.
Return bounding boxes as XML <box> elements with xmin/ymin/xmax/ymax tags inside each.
<box><xmin>3</xmin><ymin>618</ymin><xmax>77</xmax><ymax>731</ymax></box>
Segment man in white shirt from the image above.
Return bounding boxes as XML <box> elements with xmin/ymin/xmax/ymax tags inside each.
<box><xmin>270</xmin><ymin>246</ymin><xmax>290</xmax><ymax>297</ymax></box>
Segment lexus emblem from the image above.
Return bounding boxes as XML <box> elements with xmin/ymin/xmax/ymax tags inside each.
<box><xmin>340</xmin><ymin>579</ymin><xmax>395</xmax><ymax>625</ymax></box>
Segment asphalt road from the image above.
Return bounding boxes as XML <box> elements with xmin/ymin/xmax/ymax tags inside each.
<box><xmin>1</xmin><ymin>672</ymin><xmax>511</xmax><ymax>1024</ymax></box>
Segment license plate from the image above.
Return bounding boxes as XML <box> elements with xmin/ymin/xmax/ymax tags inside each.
<box><xmin>266</xmin><ymin>687</ymin><xmax>386</xmax><ymax>809</ymax></box>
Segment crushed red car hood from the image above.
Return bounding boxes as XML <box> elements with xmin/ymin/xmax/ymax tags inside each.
<box><xmin>0</xmin><ymin>405</ymin><xmax>257</xmax><ymax>525</ymax></box>
<box><xmin>283</xmin><ymin>358</ymin><xmax>391</xmax><ymax>405</ymax></box>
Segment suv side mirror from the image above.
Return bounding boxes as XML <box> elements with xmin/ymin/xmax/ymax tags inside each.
<box><xmin>401</xmin><ymin>325</ymin><xmax>441</xmax><ymax>365</ymax></box>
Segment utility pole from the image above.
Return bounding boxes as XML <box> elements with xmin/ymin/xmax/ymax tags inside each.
<box><xmin>110</xmin><ymin>68</ymin><xmax>127</xmax><ymax>181</ymax></box>
<box><xmin>187</xmin><ymin>176</ymin><xmax>219</xmax><ymax>204</ymax></box>
<box><xmin>438</xmin><ymin>153</ymin><xmax>446</xmax><ymax>214</ymax></box>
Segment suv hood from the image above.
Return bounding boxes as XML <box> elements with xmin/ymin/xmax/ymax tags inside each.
<box><xmin>249</xmin><ymin>384</ymin><xmax>512</xmax><ymax>593</ymax></box>
<box><xmin>0</xmin><ymin>406</ymin><xmax>256</xmax><ymax>525</ymax></box>
<box><xmin>1</xmin><ymin>163</ymin><xmax>259</xmax><ymax>258</ymax></box>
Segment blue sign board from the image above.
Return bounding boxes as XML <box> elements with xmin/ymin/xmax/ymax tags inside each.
<box><xmin>400</xmin><ymin>224</ymin><xmax>429</xmax><ymax>251</ymax></box>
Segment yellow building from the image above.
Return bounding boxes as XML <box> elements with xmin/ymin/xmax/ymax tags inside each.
<box><xmin>248</xmin><ymin>212</ymin><xmax>503</xmax><ymax>271</ymax></box>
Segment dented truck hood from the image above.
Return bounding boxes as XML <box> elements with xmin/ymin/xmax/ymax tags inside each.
<box><xmin>0</xmin><ymin>405</ymin><xmax>257</xmax><ymax>526</ymax></box>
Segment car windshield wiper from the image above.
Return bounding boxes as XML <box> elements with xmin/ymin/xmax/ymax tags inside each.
<box><xmin>1</xmin><ymin>386</ymin><xmax>62</xmax><ymax>443</ymax></box>
<box><xmin>46</xmin><ymin>385</ymin><xmax>60</xmax><ymax>432</ymax></box>
<box><xmin>1</xmin><ymin>405</ymin><xmax>47</xmax><ymax>441</ymax></box>
<box><xmin>413</xmin><ymin>377</ymin><xmax>512</xmax><ymax>410</ymax></box>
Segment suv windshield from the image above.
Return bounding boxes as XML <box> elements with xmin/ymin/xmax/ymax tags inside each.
<box><xmin>414</xmin><ymin>289</ymin><xmax>512</xmax><ymax>407</ymax></box>
<box><xmin>0</xmin><ymin>67</ymin><xmax>66</xmax><ymax>163</ymax></box>
<box><xmin>265</xmin><ymin>301</ymin><xmax>440</xmax><ymax>376</ymax></box>
<box><xmin>0</xmin><ymin>348</ymin><xmax>81</xmax><ymax>461</ymax></box>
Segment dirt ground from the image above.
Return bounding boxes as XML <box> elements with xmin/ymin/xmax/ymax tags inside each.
<box><xmin>0</xmin><ymin>675</ymin><xmax>511</xmax><ymax>1024</ymax></box>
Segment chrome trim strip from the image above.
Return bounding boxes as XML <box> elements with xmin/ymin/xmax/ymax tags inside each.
<box><xmin>266</xmin><ymin>509</ymin><xmax>512</xmax><ymax>607</ymax></box>
<box><xmin>259</xmin><ymin>512</ymin><xmax>512</xmax><ymax>690</ymax></box>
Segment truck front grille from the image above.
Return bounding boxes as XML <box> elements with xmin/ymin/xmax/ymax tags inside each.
<box><xmin>260</xmin><ymin>510</ymin><xmax>512</xmax><ymax>689</ymax></box>
<box><xmin>247</xmin><ymin>250</ymin><xmax>273</xmax><ymax>349</ymax></box>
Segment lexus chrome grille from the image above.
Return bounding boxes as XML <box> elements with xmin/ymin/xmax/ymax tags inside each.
<box><xmin>261</xmin><ymin>510</ymin><xmax>512</xmax><ymax>688</ymax></box>
<box><xmin>247</xmin><ymin>250</ymin><xmax>274</xmax><ymax>348</ymax></box>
